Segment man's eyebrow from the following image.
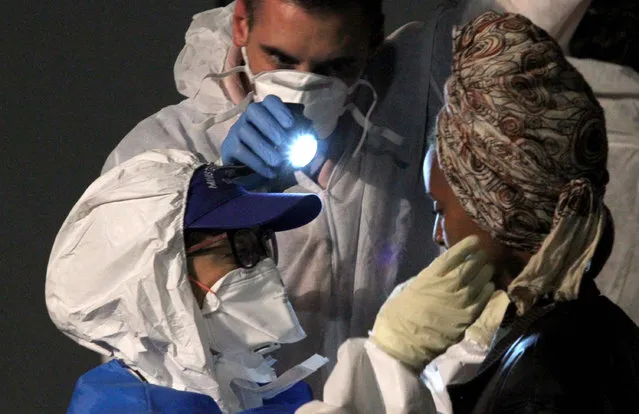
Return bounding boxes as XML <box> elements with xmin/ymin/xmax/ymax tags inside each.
<box><xmin>320</xmin><ymin>56</ymin><xmax>357</xmax><ymax>67</ymax></box>
<box><xmin>260</xmin><ymin>45</ymin><xmax>300</xmax><ymax>64</ymax></box>
<box><xmin>260</xmin><ymin>44</ymin><xmax>357</xmax><ymax>67</ymax></box>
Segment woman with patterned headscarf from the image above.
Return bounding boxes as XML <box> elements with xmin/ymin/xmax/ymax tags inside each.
<box><xmin>297</xmin><ymin>10</ymin><xmax>639</xmax><ymax>414</ymax></box>
<box><xmin>423</xmin><ymin>10</ymin><xmax>639</xmax><ymax>413</ymax></box>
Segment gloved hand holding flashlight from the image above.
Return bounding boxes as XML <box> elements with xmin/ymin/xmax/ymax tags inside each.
<box><xmin>221</xmin><ymin>95</ymin><xmax>318</xmax><ymax>182</ymax></box>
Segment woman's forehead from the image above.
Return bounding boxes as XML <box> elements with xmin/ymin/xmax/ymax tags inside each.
<box><xmin>424</xmin><ymin>147</ymin><xmax>449</xmax><ymax>199</ymax></box>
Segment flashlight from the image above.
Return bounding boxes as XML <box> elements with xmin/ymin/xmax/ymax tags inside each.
<box><xmin>230</xmin><ymin>132</ymin><xmax>319</xmax><ymax>188</ymax></box>
<box><xmin>287</xmin><ymin>133</ymin><xmax>318</xmax><ymax>169</ymax></box>
<box><xmin>229</xmin><ymin>102</ymin><xmax>320</xmax><ymax>190</ymax></box>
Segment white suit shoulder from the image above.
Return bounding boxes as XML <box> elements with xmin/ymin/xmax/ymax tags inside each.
<box><xmin>101</xmin><ymin>100</ymin><xmax>224</xmax><ymax>174</ymax></box>
<box><xmin>103</xmin><ymin>3</ymin><xmax>238</xmax><ymax>175</ymax></box>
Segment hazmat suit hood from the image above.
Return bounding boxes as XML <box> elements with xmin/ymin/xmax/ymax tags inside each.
<box><xmin>174</xmin><ymin>2</ymin><xmax>241</xmax><ymax>114</ymax></box>
<box><xmin>46</xmin><ymin>150</ymin><xmax>237</xmax><ymax>411</ymax></box>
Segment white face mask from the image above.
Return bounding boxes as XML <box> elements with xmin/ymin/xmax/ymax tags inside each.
<box><xmin>197</xmin><ymin>258</ymin><xmax>315</xmax><ymax>412</ymax></box>
<box><xmin>197</xmin><ymin>48</ymin><xmax>396</xmax><ymax>159</ymax></box>
<box><xmin>199</xmin><ymin>258</ymin><xmax>306</xmax><ymax>356</ymax></box>
<box><xmin>252</xmin><ymin>69</ymin><xmax>351</xmax><ymax>139</ymax></box>
<box><xmin>242</xmin><ymin>47</ymin><xmax>374</xmax><ymax>141</ymax></box>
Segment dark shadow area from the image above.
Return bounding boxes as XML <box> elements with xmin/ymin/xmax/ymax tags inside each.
<box><xmin>3</xmin><ymin>1</ymin><xmax>222</xmax><ymax>412</ymax></box>
<box><xmin>570</xmin><ymin>0</ymin><xmax>639</xmax><ymax>71</ymax></box>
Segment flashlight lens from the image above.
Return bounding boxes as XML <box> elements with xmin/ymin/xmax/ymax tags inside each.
<box><xmin>288</xmin><ymin>134</ymin><xmax>318</xmax><ymax>168</ymax></box>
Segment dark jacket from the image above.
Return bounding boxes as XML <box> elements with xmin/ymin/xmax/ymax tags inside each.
<box><xmin>449</xmin><ymin>283</ymin><xmax>639</xmax><ymax>413</ymax></box>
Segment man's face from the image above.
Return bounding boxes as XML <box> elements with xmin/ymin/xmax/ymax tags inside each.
<box><xmin>187</xmin><ymin>233</ymin><xmax>239</xmax><ymax>308</ymax></box>
<box><xmin>233</xmin><ymin>0</ymin><xmax>376</xmax><ymax>86</ymax></box>
<box><xmin>186</xmin><ymin>228</ymin><xmax>277</xmax><ymax>307</ymax></box>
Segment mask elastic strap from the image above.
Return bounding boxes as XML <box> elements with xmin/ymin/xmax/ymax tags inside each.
<box><xmin>188</xmin><ymin>276</ymin><xmax>218</xmax><ymax>297</ymax></box>
<box><xmin>194</xmin><ymin>65</ymin><xmax>249</xmax><ymax>100</ymax></box>
<box><xmin>347</xmin><ymin>77</ymin><xmax>408</xmax><ymax>157</ymax></box>
<box><xmin>187</xmin><ymin>233</ymin><xmax>229</xmax><ymax>254</ymax></box>
<box><xmin>232</xmin><ymin>354</ymin><xmax>329</xmax><ymax>400</ymax></box>
<box><xmin>349</xmin><ymin>79</ymin><xmax>378</xmax><ymax>157</ymax></box>
<box><xmin>348</xmin><ymin>104</ymin><xmax>406</xmax><ymax>147</ymax></box>
<box><xmin>240</xmin><ymin>46</ymin><xmax>255</xmax><ymax>80</ymax></box>
<box><xmin>197</xmin><ymin>94</ymin><xmax>253</xmax><ymax>131</ymax></box>
<box><xmin>193</xmin><ymin>65</ymin><xmax>254</xmax><ymax>130</ymax></box>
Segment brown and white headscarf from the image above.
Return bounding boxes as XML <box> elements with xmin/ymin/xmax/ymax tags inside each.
<box><xmin>436</xmin><ymin>11</ymin><xmax>610</xmax><ymax>314</ymax></box>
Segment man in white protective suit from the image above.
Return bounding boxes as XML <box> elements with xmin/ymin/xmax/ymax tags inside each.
<box><xmin>99</xmin><ymin>0</ymin><xmax>447</xmax><ymax>394</ymax></box>
<box><xmin>46</xmin><ymin>149</ymin><xmax>328</xmax><ymax>413</ymax></box>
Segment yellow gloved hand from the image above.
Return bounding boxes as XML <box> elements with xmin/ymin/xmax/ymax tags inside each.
<box><xmin>465</xmin><ymin>290</ymin><xmax>511</xmax><ymax>348</ymax></box>
<box><xmin>370</xmin><ymin>235</ymin><xmax>495</xmax><ymax>370</ymax></box>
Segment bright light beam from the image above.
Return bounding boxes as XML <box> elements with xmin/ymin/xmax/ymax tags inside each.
<box><xmin>287</xmin><ymin>134</ymin><xmax>318</xmax><ymax>168</ymax></box>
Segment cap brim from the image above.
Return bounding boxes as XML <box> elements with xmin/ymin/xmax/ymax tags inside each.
<box><xmin>188</xmin><ymin>191</ymin><xmax>322</xmax><ymax>232</ymax></box>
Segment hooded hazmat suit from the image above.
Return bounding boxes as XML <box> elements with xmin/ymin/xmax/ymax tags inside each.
<box><xmin>46</xmin><ymin>149</ymin><xmax>328</xmax><ymax>413</ymax></box>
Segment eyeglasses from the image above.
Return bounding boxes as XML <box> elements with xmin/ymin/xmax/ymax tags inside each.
<box><xmin>186</xmin><ymin>228</ymin><xmax>278</xmax><ymax>269</ymax></box>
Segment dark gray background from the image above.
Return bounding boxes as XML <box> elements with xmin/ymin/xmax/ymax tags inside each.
<box><xmin>2</xmin><ymin>1</ymin><xmax>444</xmax><ymax>412</ymax></box>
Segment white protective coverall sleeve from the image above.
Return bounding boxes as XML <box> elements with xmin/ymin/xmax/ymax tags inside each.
<box><xmin>296</xmin><ymin>339</ymin><xmax>436</xmax><ymax>414</ymax></box>
<box><xmin>296</xmin><ymin>291</ymin><xmax>511</xmax><ymax>414</ymax></box>
<box><xmin>423</xmin><ymin>290</ymin><xmax>511</xmax><ymax>413</ymax></box>
<box><xmin>296</xmin><ymin>337</ymin><xmax>495</xmax><ymax>414</ymax></box>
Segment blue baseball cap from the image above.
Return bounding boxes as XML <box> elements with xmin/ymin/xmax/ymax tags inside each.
<box><xmin>184</xmin><ymin>164</ymin><xmax>322</xmax><ymax>232</ymax></box>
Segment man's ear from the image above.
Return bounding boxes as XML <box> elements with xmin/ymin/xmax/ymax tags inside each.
<box><xmin>233</xmin><ymin>0</ymin><xmax>250</xmax><ymax>48</ymax></box>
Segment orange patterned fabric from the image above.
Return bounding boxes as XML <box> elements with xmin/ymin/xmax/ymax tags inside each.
<box><xmin>436</xmin><ymin>11</ymin><xmax>610</xmax><ymax>313</ymax></box>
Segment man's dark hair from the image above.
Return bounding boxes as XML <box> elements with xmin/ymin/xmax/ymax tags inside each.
<box><xmin>245</xmin><ymin>0</ymin><xmax>384</xmax><ymax>44</ymax></box>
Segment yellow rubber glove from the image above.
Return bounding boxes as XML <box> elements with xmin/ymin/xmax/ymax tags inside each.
<box><xmin>370</xmin><ymin>235</ymin><xmax>495</xmax><ymax>370</ymax></box>
<box><xmin>465</xmin><ymin>290</ymin><xmax>511</xmax><ymax>348</ymax></box>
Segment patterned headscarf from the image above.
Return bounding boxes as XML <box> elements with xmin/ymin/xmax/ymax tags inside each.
<box><xmin>436</xmin><ymin>11</ymin><xmax>609</xmax><ymax>314</ymax></box>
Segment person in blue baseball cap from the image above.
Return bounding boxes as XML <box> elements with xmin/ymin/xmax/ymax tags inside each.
<box><xmin>45</xmin><ymin>149</ymin><xmax>324</xmax><ymax>413</ymax></box>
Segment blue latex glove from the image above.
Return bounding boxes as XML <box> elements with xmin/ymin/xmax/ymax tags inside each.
<box><xmin>222</xmin><ymin>95</ymin><xmax>295</xmax><ymax>178</ymax></box>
